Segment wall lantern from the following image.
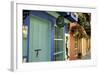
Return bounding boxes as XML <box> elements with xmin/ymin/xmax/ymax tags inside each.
<box><xmin>56</xmin><ymin>15</ymin><xmax>65</xmax><ymax>28</ymax></box>
<box><xmin>22</xmin><ymin>25</ymin><xmax>28</xmax><ymax>39</ymax></box>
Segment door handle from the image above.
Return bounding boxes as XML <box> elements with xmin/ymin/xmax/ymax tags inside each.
<box><xmin>34</xmin><ymin>49</ymin><xmax>41</xmax><ymax>57</ymax></box>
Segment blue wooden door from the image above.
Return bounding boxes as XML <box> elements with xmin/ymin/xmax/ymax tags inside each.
<box><xmin>29</xmin><ymin>15</ymin><xmax>51</xmax><ymax>62</ymax></box>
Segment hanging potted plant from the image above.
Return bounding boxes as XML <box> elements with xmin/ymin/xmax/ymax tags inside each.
<box><xmin>73</xmin><ymin>30</ymin><xmax>79</xmax><ymax>37</ymax></box>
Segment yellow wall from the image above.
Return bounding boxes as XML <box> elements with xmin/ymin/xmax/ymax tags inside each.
<box><xmin>81</xmin><ymin>37</ymin><xmax>90</xmax><ymax>56</ymax></box>
<box><xmin>82</xmin><ymin>38</ymin><xmax>87</xmax><ymax>56</ymax></box>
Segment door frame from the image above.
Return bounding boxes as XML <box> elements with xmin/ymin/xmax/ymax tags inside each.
<box><xmin>65</xmin><ymin>33</ymin><xmax>70</xmax><ymax>60</ymax></box>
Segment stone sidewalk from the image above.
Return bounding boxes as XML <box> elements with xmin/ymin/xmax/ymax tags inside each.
<box><xmin>81</xmin><ymin>52</ymin><xmax>91</xmax><ymax>60</ymax></box>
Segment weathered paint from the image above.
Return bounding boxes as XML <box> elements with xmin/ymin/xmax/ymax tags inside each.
<box><xmin>69</xmin><ymin>32</ymin><xmax>77</xmax><ymax>60</ymax></box>
<box><xmin>29</xmin><ymin>15</ymin><xmax>51</xmax><ymax>62</ymax></box>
